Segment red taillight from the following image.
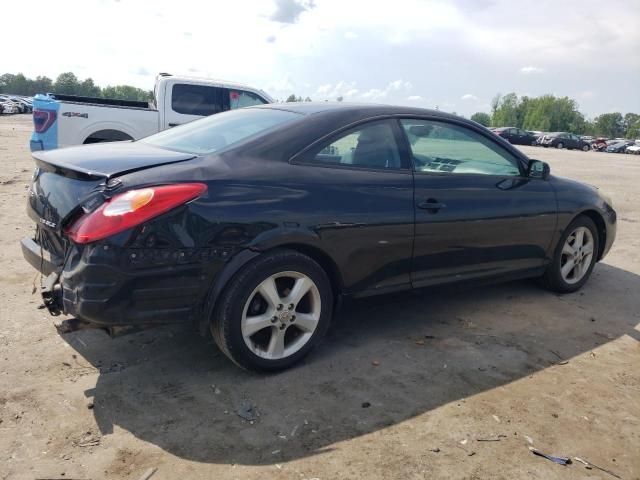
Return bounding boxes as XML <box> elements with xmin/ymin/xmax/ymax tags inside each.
<box><xmin>66</xmin><ymin>183</ymin><xmax>207</xmax><ymax>244</ymax></box>
<box><xmin>33</xmin><ymin>109</ymin><xmax>57</xmax><ymax>133</ymax></box>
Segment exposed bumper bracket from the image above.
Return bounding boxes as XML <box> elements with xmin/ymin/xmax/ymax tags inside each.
<box><xmin>41</xmin><ymin>271</ymin><xmax>63</xmax><ymax>316</ymax></box>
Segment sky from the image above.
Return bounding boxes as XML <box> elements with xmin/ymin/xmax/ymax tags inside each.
<box><xmin>2</xmin><ymin>0</ymin><xmax>639</xmax><ymax>118</ymax></box>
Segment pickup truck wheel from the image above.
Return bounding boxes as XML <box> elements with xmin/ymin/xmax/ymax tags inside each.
<box><xmin>84</xmin><ymin>129</ymin><xmax>133</xmax><ymax>144</ymax></box>
<box><xmin>556</xmin><ymin>142</ymin><xmax>564</xmax><ymax>149</ymax></box>
<box><xmin>582</xmin><ymin>144</ymin><xmax>590</xmax><ymax>152</ymax></box>
<box><xmin>211</xmin><ymin>249</ymin><xmax>333</xmax><ymax>371</ymax></box>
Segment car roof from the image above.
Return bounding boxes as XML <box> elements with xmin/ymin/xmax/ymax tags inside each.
<box><xmin>252</xmin><ymin>101</ymin><xmax>463</xmax><ymax>121</ymax></box>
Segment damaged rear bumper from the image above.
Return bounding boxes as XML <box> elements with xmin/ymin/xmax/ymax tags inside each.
<box><xmin>21</xmin><ymin>235</ymin><xmax>231</xmax><ymax>330</ymax></box>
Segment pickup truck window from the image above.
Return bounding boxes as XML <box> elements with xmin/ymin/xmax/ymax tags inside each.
<box><xmin>140</xmin><ymin>107</ymin><xmax>301</xmax><ymax>155</ymax></box>
<box><xmin>229</xmin><ymin>90</ymin><xmax>267</xmax><ymax>109</ymax></box>
<box><xmin>171</xmin><ymin>84</ymin><xmax>224</xmax><ymax>116</ymax></box>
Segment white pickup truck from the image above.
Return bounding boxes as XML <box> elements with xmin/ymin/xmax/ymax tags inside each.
<box><xmin>30</xmin><ymin>73</ymin><xmax>273</xmax><ymax>151</ymax></box>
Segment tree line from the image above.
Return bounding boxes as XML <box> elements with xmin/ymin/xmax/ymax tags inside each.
<box><xmin>3</xmin><ymin>72</ymin><xmax>638</xmax><ymax>138</ymax></box>
<box><xmin>0</xmin><ymin>72</ymin><xmax>152</xmax><ymax>102</ymax></box>
<box><xmin>470</xmin><ymin>93</ymin><xmax>640</xmax><ymax>139</ymax></box>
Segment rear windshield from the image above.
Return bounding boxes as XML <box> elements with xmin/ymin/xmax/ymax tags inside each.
<box><xmin>140</xmin><ymin>108</ymin><xmax>301</xmax><ymax>155</ymax></box>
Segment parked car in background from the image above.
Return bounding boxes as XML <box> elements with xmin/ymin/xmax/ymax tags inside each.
<box><xmin>625</xmin><ymin>143</ymin><xmax>640</xmax><ymax>155</ymax></box>
<box><xmin>12</xmin><ymin>97</ymin><xmax>33</xmax><ymax>113</ymax></box>
<box><xmin>538</xmin><ymin>132</ymin><xmax>591</xmax><ymax>151</ymax></box>
<box><xmin>591</xmin><ymin>138</ymin><xmax>609</xmax><ymax>151</ymax></box>
<box><xmin>606</xmin><ymin>141</ymin><xmax>636</xmax><ymax>153</ymax></box>
<box><xmin>21</xmin><ymin>103</ymin><xmax>616</xmax><ymax>371</ymax></box>
<box><xmin>0</xmin><ymin>95</ymin><xmax>29</xmax><ymax>113</ymax></box>
<box><xmin>0</xmin><ymin>100</ymin><xmax>19</xmax><ymax>114</ymax></box>
<box><xmin>492</xmin><ymin>127</ymin><xmax>538</xmax><ymax>146</ymax></box>
<box><xmin>30</xmin><ymin>73</ymin><xmax>273</xmax><ymax>151</ymax></box>
<box><xmin>0</xmin><ymin>96</ymin><xmax>24</xmax><ymax>114</ymax></box>
<box><xmin>529</xmin><ymin>131</ymin><xmax>544</xmax><ymax>142</ymax></box>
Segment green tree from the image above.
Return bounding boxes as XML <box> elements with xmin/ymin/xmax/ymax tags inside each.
<box><xmin>593</xmin><ymin>113</ymin><xmax>624</xmax><ymax>138</ymax></box>
<box><xmin>285</xmin><ymin>94</ymin><xmax>297</xmax><ymax>102</ymax></box>
<box><xmin>492</xmin><ymin>92</ymin><xmax>519</xmax><ymax>127</ymax></box>
<box><xmin>78</xmin><ymin>78</ymin><xmax>101</xmax><ymax>97</ymax></box>
<box><xmin>31</xmin><ymin>76</ymin><xmax>53</xmax><ymax>95</ymax></box>
<box><xmin>52</xmin><ymin>72</ymin><xmax>81</xmax><ymax>95</ymax></box>
<box><xmin>490</xmin><ymin>93</ymin><xmax>501</xmax><ymax>124</ymax></box>
<box><xmin>470</xmin><ymin>112</ymin><xmax>491</xmax><ymax>126</ymax></box>
<box><xmin>623</xmin><ymin>113</ymin><xmax>640</xmax><ymax>138</ymax></box>
<box><xmin>101</xmin><ymin>85</ymin><xmax>152</xmax><ymax>101</ymax></box>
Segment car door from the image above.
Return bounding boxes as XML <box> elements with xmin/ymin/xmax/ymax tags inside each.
<box><xmin>570</xmin><ymin>134</ymin><xmax>581</xmax><ymax>149</ymax></box>
<box><xmin>513</xmin><ymin>128</ymin><xmax>525</xmax><ymax>145</ymax></box>
<box><xmin>164</xmin><ymin>81</ymin><xmax>225</xmax><ymax>128</ymax></box>
<box><xmin>398</xmin><ymin>118</ymin><xmax>557</xmax><ymax>287</ymax></box>
<box><xmin>292</xmin><ymin>119</ymin><xmax>415</xmax><ymax>296</ymax></box>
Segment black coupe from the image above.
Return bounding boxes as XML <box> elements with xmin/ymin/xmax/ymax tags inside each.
<box><xmin>22</xmin><ymin>103</ymin><xmax>617</xmax><ymax>371</ymax></box>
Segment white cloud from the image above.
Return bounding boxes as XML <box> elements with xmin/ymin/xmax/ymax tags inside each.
<box><xmin>358</xmin><ymin>80</ymin><xmax>412</xmax><ymax>101</ymax></box>
<box><xmin>519</xmin><ymin>66</ymin><xmax>545</xmax><ymax>74</ymax></box>
<box><xmin>269</xmin><ymin>0</ymin><xmax>315</xmax><ymax>24</ymax></box>
<box><xmin>460</xmin><ymin>93</ymin><xmax>477</xmax><ymax>101</ymax></box>
<box><xmin>407</xmin><ymin>95</ymin><xmax>423</xmax><ymax>101</ymax></box>
<box><xmin>0</xmin><ymin>0</ymin><xmax>638</xmax><ymax>118</ymax></box>
<box><xmin>316</xmin><ymin>83</ymin><xmax>333</xmax><ymax>94</ymax></box>
<box><xmin>389</xmin><ymin>79</ymin><xmax>412</xmax><ymax>91</ymax></box>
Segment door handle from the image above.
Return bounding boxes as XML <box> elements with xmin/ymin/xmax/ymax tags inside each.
<box><xmin>418</xmin><ymin>199</ymin><xmax>446</xmax><ymax>212</ymax></box>
<box><xmin>168</xmin><ymin>122</ymin><xmax>181</xmax><ymax>127</ymax></box>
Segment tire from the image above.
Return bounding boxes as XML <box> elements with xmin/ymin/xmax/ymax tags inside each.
<box><xmin>541</xmin><ymin>215</ymin><xmax>599</xmax><ymax>293</ymax></box>
<box><xmin>582</xmin><ymin>144</ymin><xmax>590</xmax><ymax>152</ymax></box>
<box><xmin>211</xmin><ymin>249</ymin><xmax>333</xmax><ymax>371</ymax></box>
<box><xmin>556</xmin><ymin>142</ymin><xmax>564</xmax><ymax>149</ymax></box>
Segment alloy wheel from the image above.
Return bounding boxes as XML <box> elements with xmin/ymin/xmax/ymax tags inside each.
<box><xmin>241</xmin><ymin>271</ymin><xmax>321</xmax><ymax>359</ymax></box>
<box><xmin>560</xmin><ymin>226</ymin><xmax>595</xmax><ymax>284</ymax></box>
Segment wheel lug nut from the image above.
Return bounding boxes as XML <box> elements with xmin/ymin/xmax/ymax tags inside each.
<box><xmin>291</xmin><ymin>315</ymin><xmax>296</xmax><ymax>322</ymax></box>
<box><xmin>271</xmin><ymin>316</ymin><xmax>277</xmax><ymax>323</ymax></box>
<box><xmin>289</xmin><ymin>303</ymin><xmax>294</xmax><ymax>310</ymax></box>
<box><xmin>277</xmin><ymin>304</ymin><xmax>283</xmax><ymax>310</ymax></box>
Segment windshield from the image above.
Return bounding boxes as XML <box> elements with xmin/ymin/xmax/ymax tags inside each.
<box><xmin>141</xmin><ymin>107</ymin><xmax>302</xmax><ymax>155</ymax></box>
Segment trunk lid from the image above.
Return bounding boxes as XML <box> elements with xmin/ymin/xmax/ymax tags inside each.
<box><xmin>32</xmin><ymin>141</ymin><xmax>196</xmax><ymax>178</ymax></box>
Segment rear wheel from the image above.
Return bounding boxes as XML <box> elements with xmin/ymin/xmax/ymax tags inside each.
<box><xmin>541</xmin><ymin>215</ymin><xmax>599</xmax><ymax>293</ymax></box>
<box><xmin>211</xmin><ymin>249</ymin><xmax>333</xmax><ymax>371</ymax></box>
<box><xmin>582</xmin><ymin>144</ymin><xmax>590</xmax><ymax>152</ymax></box>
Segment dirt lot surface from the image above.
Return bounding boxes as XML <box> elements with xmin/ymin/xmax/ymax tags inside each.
<box><xmin>1</xmin><ymin>114</ymin><xmax>639</xmax><ymax>480</ymax></box>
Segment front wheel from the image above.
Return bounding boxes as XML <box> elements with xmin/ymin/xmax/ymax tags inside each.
<box><xmin>541</xmin><ymin>215</ymin><xmax>599</xmax><ymax>293</ymax></box>
<box><xmin>211</xmin><ymin>249</ymin><xmax>333</xmax><ymax>371</ymax></box>
<box><xmin>582</xmin><ymin>144</ymin><xmax>590</xmax><ymax>152</ymax></box>
<box><xmin>556</xmin><ymin>142</ymin><xmax>564</xmax><ymax>149</ymax></box>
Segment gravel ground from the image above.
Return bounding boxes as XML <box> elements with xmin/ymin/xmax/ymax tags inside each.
<box><xmin>1</xmin><ymin>114</ymin><xmax>639</xmax><ymax>480</ymax></box>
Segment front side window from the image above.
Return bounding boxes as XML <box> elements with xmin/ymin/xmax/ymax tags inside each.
<box><xmin>141</xmin><ymin>108</ymin><xmax>301</xmax><ymax>154</ymax></box>
<box><xmin>229</xmin><ymin>89</ymin><xmax>267</xmax><ymax>109</ymax></box>
<box><xmin>171</xmin><ymin>84</ymin><xmax>223</xmax><ymax>116</ymax></box>
<box><xmin>400</xmin><ymin>119</ymin><xmax>521</xmax><ymax>176</ymax></box>
<box><xmin>303</xmin><ymin>121</ymin><xmax>403</xmax><ymax>170</ymax></box>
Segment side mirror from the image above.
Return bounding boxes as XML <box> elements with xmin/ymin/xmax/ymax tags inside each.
<box><xmin>527</xmin><ymin>159</ymin><xmax>550</xmax><ymax>180</ymax></box>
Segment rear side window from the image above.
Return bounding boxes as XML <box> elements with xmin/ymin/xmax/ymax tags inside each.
<box><xmin>229</xmin><ymin>90</ymin><xmax>267</xmax><ymax>109</ymax></box>
<box><xmin>171</xmin><ymin>84</ymin><xmax>223</xmax><ymax>116</ymax></box>
<box><xmin>301</xmin><ymin>120</ymin><xmax>403</xmax><ymax>170</ymax></box>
